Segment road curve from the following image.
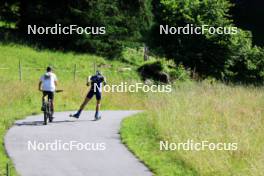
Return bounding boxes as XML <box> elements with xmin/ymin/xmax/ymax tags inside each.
<box><xmin>5</xmin><ymin>111</ymin><xmax>152</xmax><ymax>176</ymax></box>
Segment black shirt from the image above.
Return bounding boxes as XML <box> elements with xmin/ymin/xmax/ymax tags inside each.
<box><xmin>90</xmin><ymin>75</ymin><xmax>105</xmax><ymax>92</ymax></box>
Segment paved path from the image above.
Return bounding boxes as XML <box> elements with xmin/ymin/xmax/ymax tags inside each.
<box><xmin>5</xmin><ymin>111</ymin><xmax>152</xmax><ymax>176</ymax></box>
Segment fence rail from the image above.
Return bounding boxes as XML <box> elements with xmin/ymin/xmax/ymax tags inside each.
<box><xmin>0</xmin><ymin>68</ymin><xmax>10</xmax><ymax>70</ymax></box>
<box><xmin>0</xmin><ymin>60</ymin><xmax>101</xmax><ymax>81</ymax></box>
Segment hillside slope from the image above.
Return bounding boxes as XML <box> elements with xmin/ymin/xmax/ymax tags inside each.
<box><xmin>0</xmin><ymin>44</ymin><xmax>145</xmax><ymax>175</ymax></box>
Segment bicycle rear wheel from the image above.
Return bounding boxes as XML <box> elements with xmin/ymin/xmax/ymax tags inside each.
<box><xmin>43</xmin><ymin>102</ymin><xmax>48</xmax><ymax>125</ymax></box>
<box><xmin>44</xmin><ymin>112</ymin><xmax>48</xmax><ymax>125</ymax></box>
<box><xmin>48</xmin><ymin>101</ymin><xmax>53</xmax><ymax>122</ymax></box>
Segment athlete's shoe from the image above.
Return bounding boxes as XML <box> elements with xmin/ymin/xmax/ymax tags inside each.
<box><xmin>70</xmin><ymin>113</ymin><xmax>80</xmax><ymax>119</ymax></box>
<box><xmin>94</xmin><ymin>112</ymin><xmax>101</xmax><ymax>120</ymax></box>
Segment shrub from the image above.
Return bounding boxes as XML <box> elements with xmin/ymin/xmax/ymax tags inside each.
<box><xmin>138</xmin><ymin>60</ymin><xmax>190</xmax><ymax>83</ymax></box>
<box><xmin>148</xmin><ymin>0</ymin><xmax>264</xmax><ymax>83</ymax></box>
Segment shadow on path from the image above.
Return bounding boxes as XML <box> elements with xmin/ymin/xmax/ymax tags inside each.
<box><xmin>15</xmin><ymin>120</ymin><xmax>76</xmax><ymax>126</ymax></box>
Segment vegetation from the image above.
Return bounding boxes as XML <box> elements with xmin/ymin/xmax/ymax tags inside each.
<box><xmin>148</xmin><ymin>0</ymin><xmax>264</xmax><ymax>82</ymax></box>
<box><xmin>0</xmin><ymin>0</ymin><xmax>153</xmax><ymax>58</ymax></box>
<box><xmin>0</xmin><ymin>43</ymin><xmax>263</xmax><ymax>176</ymax></box>
<box><xmin>0</xmin><ymin>0</ymin><xmax>263</xmax><ymax>176</ymax></box>
<box><xmin>122</xmin><ymin>82</ymin><xmax>264</xmax><ymax>176</ymax></box>
<box><xmin>1</xmin><ymin>0</ymin><xmax>263</xmax><ymax>83</ymax></box>
<box><xmin>138</xmin><ymin>60</ymin><xmax>191</xmax><ymax>83</ymax></box>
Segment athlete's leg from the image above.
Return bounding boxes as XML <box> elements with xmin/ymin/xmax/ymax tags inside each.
<box><xmin>96</xmin><ymin>100</ymin><xmax>101</xmax><ymax>112</ymax></box>
<box><xmin>80</xmin><ymin>97</ymin><xmax>91</xmax><ymax>110</ymax></box>
<box><xmin>73</xmin><ymin>91</ymin><xmax>93</xmax><ymax>118</ymax></box>
<box><xmin>95</xmin><ymin>92</ymin><xmax>102</xmax><ymax>119</ymax></box>
<box><xmin>95</xmin><ymin>100</ymin><xmax>101</xmax><ymax>119</ymax></box>
<box><xmin>41</xmin><ymin>91</ymin><xmax>47</xmax><ymax>111</ymax></box>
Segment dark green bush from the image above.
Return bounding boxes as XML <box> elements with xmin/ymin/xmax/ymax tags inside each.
<box><xmin>138</xmin><ymin>60</ymin><xmax>190</xmax><ymax>83</ymax></box>
<box><xmin>1</xmin><ymin>0</ymin><xmax>153</xmax><ymax>58</ymax></box>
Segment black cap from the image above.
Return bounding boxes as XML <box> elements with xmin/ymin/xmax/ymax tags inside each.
<box><xmin>46</xmin><ymin>66</ymin><xmax>52</xmax><ymax>72</ymax></box>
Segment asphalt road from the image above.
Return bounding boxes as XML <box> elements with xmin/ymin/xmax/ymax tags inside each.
<box><xmin>5</xmin><ymin>111</ymin><xmax>152</xmax><ymax>176</ymax></box>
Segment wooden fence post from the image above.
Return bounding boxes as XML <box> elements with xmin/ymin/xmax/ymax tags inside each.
<box><xmin>6</xmin><ymin>163</ymin><xmax>10</xmax><ymax>176</ymax></box>
<box><xmin>94</xmin><ymin>62</ymin><xmax>96</xmax><ymax>74</ymax></box>
<box><xmin>74</xmin><ymin>64</ymin><xmax>77</xmax><ymax>81</ymax></box>
<box><xmin>19</xmin><ymin>60</ymin><xmax>22</xmax><ymax>81</ymax></box>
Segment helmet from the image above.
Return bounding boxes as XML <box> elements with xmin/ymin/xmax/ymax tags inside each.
<box><xmin>96</xmin><ymin>70</ymin><xmax>101</xmax><ymax>75</ymax></box>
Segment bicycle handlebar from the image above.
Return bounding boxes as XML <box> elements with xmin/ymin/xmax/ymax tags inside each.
<box><xmin>55</xmin><ymin>90</ymin><xmax>63</xmax><ymax>93</ymax></box>
<box><xmin>40</xmin><ymin>90</ymin><xmax>64</xmax><ymax>93</ymax></box>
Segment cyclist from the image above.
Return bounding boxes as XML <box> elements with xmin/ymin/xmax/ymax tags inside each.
<box><xmin>39</xmin><ymin>66</ymin><xmax>58</xmax><ymax>118</ymax></box>
<box><xmin>71</xmin><ymin>70</ymin><xmax>106</xmax><ymax>120</ymax></box>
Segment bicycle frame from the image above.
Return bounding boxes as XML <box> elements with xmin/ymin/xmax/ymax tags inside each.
<box><xmin>41</xmin><ymin>90</ymin><xmax>63</xmax><ymax>125</ymax></box>
<box><xmin>42</xmin><ymin>96</ymin><xmax>53</xmax><ymax>125</ymax></box>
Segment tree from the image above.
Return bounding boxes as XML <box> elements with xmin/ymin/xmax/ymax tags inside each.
<box><xmin>0</xmin><ymin>0</ymin><xmax>19</xmax><ymax>25</ymax></box>
<box><xmin>147</xmin><ymin>0</ymin><xmax>264</xmax><ymax>82</ymax></box>
<box><xmin>1</xmin><ymin>0</ymin><xmax>153</xmax><ymax>58</ymax></box>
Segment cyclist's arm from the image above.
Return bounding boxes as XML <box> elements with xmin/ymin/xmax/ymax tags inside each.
<box><xmin>38</xmin><ymin>81</ymin><xmax>42</xmax><ymax>91</ymax></box>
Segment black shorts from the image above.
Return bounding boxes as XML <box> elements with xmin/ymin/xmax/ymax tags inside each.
<box><xmin>43</xmin><ymin>91</ymin><xmax>54</xmax><ymax>100</ymax></box>
<box><xmin>87</xmin><ymin>90</ymin><xmax>101</xmax><ymax>100</ymax></box>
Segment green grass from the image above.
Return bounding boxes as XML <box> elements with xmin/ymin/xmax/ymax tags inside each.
<box><xmin>121</xmin><ymin>113</ymin><xmax>198</xmax><ymax>176</ymax></box>
<box><xmin>121</xmin><ymin>82</ymin><xmax>264</xmax><ymax>176</ymax></box>
<box><xmin>0</xmin><ymin>43</ymin><xmax>145</xmax><ymax>175</ymax></box>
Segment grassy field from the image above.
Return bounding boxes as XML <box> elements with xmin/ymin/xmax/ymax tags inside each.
<box><xmin>121</xmin><ymin>82</ymin><xmax>264</xmax><ymax>176</ymax></box>
<box><xmin>0</xmin><ymin>44</ymin><xmax>263</xmax><ymax>176</ymax></box>
<box><xmin>0</xmin><ymin>44</ymin><xmax>146</xmax><ymax>175</ymax></box>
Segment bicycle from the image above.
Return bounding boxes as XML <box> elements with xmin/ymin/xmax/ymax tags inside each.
<box><xmin>41</xmin><ymin>90</ymin><xmax>63</xmax><ymax>125</ymax></box>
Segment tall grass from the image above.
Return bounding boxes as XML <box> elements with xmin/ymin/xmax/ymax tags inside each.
<box><xmin>123</xmin><ymin>82</ymin><xmax>264</xmax><ymax>176</ymax></box>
